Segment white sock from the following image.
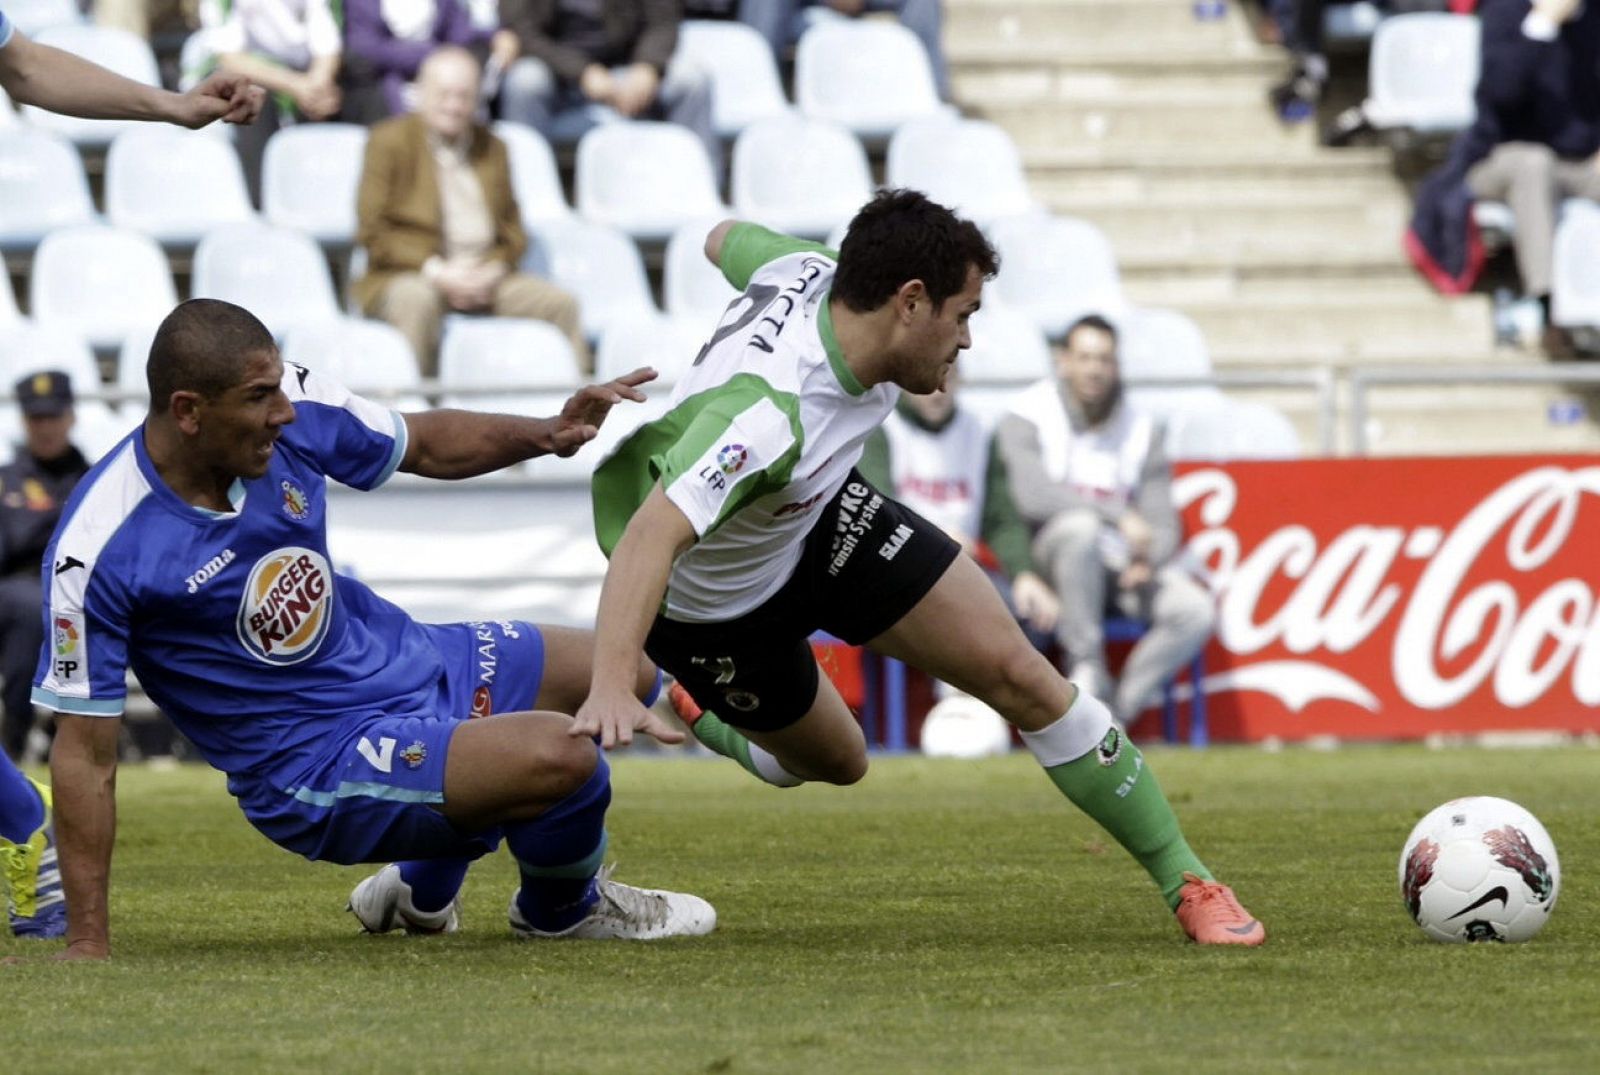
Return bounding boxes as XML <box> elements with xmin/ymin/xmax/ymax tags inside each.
<box><xmin>749</xmin><ymin>743</ymin><xmax>804</xmax><ymax>787</ymax></box>
<box><xmin>1018</xmin><ymin>690</ymin><xmax>1116</xmax><ymax>769</ymax></box>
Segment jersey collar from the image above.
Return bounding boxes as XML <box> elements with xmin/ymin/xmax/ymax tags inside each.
<box><xmin>132</xmin><ymin>424</ymin><xmax>250</xmax><ymax>519</ymax></box>
<box><xmin>818</xmin><ymin>294</ymin><xmax>866</xmax><ymax>398</ymax></box>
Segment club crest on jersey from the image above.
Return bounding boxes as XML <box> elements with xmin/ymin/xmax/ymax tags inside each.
<box><xmin>236</xmin><ymin>547</ymin><xmax>333</xmax><ymax>665</ymax></box>
<box><xmin>400</xmin><ymin>740</ymin><xmax>428</xmax><ymax>768</ymax></box>
<box><xmin>280</xmin><ymin>480</ymin><xmax>310</xmax><ymax>521</ymax></box>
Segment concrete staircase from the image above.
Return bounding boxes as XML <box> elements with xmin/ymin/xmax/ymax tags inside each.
<box><xmin>945</xmin><ymin>0</ymin><xmax>1600</xmax><ymax>455</ymax></box>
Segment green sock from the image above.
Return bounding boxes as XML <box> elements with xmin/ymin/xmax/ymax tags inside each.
<box><xmin>689</xmin><ymin>709</ymin><xmax>775</xmax><ymax>783</ymax></box>
<box><xmin>1043</xmin><ymin>731</ymin><xmax>1211</xmax><ymax>909</ymax></box>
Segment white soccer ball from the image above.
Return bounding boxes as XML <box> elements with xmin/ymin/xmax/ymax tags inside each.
<box><xmin>920</xmin><ymin>694</ymin><xmax>1012</xmax><ymax>759</ymax></box>
<box><xmin>1398</xmin><ymin>796</ymin><xmax>1560</xmax><ymax>944</ymax></box>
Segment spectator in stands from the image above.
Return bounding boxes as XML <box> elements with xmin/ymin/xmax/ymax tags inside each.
<box><xmin>1407</xmin><ymin>0</ymin><xmax>1600</xmax><ymax>358</ymax></box>
<box><xmin>340</xmin><ymin>0</ymin><xmax>519</xmax><ymax>123</ymax></box>
<box><xmin>740</xmin><ymin>0</ymin><xmax>949</xmax><ymax>100</ymax></box>
<box><xmin>0</xmin><ymin>373</ymin><xmax>90</xmax><ymax>764</ymax></box>
<box><xmin>192</xmin><ymin>0</ymin><xmax>343</xmax><ymax>205</ymax></box>
<box><xmin>857</xmin><ymin>370</ymin><xmax>1059</xmax><ymax>651</ymax></box>
<box><xmin>994</xmin><ymin>315</ymin><xmax>1214</xmax><ymax>725</ymax></box>
<box><xmin>1265</xmin><ymin>0</ymin><xmax>1328</xmax><ymax>123</ymax></box>
<box><xmin>353</xmin><ymin>45</ymin><xmax>587</xmax><ymax>375</ymax></box>
<box><xmin>497</xmin><ymin>0</ymin><xmax>722</xmax><ymax>182</ymax></box>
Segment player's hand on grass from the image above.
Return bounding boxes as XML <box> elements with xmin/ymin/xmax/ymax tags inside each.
<box><xmin>570</xmin><ymin>688</ymin><xmax>686</xmax><ymax>749</ymax></box>
<box><xmin>544</xmin><ymin>367</ymin><xmax>658</xmax><ymax>457</ymax></box>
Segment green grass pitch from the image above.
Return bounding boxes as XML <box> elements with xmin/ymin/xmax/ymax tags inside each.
<box><xmin>3</xmin><ymin>745</ymin><xmax>1597</xmax><ymax>1073</ymax></box>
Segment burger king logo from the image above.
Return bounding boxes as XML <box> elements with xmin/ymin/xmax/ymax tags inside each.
<box><xmin>236</xmin><ymin>547</ymin><xmax>334</xmax><ymax>665</ymax></box>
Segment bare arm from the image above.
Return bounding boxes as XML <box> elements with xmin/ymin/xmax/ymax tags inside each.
<box><xmin>399</xmin><ymin>369</ymin><xmax>655</xmax><ymax>479</ymax></box>
<box><xmin>703</xmin><ymin>220</ymin><xmax>739</xmax><ymax>268</ymax></box>
<box><xmin>49</xmin><ymin>714</ymin><xmax>122</xmax><ymax>960</ymax></box>
<box><xmin>0</xmin><ymin>30</ymin><xmax>263</xmax><ymax>126</ymax></box>
<box><xmin>569</xmin><ymin>485</ymin><xmax>695</xmax><ymax>748</ymax></box>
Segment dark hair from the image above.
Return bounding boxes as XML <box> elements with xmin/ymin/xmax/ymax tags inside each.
<box><xmin>1061</xmin><ymin>313</ymin><xmax>1119</xmax><ymax>350</ymax></box>
<box><xmin>147</xmin><ymin>299</ymin><xmax>276</xmax><ymax>413</ymax></box>
<box><xmin>833</xmin><ymin>189</ymin><xmax>999</xmax><ymax>314</ymax></box>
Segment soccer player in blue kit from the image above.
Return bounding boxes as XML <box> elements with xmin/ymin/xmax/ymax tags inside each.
<box><xmin>0</xmin><ymin>5</ymin><xmax>264</xmax><ymax>938</ymax></box>
<box><xmin>28</xmin><ymin>298</ymin><xmax>713</xmax><ymax>960</ymax></box>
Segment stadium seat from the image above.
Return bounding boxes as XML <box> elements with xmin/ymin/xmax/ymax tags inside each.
<box><xmin>886</xmin><ymin>117</ymin><xmax>1036</xmax><ymax>224</ymax></box>
<box><xmin>794</xmin><ymin>20</ymin><xmax>946</xmax><ymax>140</ymax></box>
<box><xmin>20</xmin><ymin>25</ymin><xmax>160</xmax><ymax>148</ymax></box>
<box><xmin>958</xmin><ymin>303</ymin><xmax>1052</xmax><ymax>426</ymax></box>
<box><xmin>525</xmin><ymin>218</ymin><xmax>657</xmax><ymax>342</ymax></box>
<box><xmin>28</xmin><ymin>224</ymin><xmax>177</xmax><ymax>352</ymax></box>
<box><xmin>677</xmin><ymin>20</ymin><xmax>792</xmax><ymax>139</ymax></box>
<box><xmin>595</xmin><ymin>311</ymin><xmax>708</xmax><ymax>389</ymax></box>
<box><xmin>105</xmin><ymin>126</ymin><xmax>256</xmax><ymax>248</ymax></box>
<box><xmin>492</xmin><ymin>120</ymin><xmax>574</xmax><ymax>227</ymax></box>
<box><xmin>438</xmin><ymin>317</ymin><xmax>582</xmax><ymax>415</ymax></box>
<box><xmin>987</xmin><ymin>213</ymin><xmax>1127</xmax><ymax>340</ymax></box>
<box><xmin>664</xmin><ymin>220</ymin><xmax>740</xmax><ymax>322</ymax></box>
<box><xmin>1118</xmin><ymin>307</ymin><xmax>1226</xmax><ymax>418</ymax></box>
<box><xmin>0</xmin><ymin>86</ymin><xmax>16</xmax><ymax>128</ymax></box>
<box><xmin>1164</xmin><ymin>398</ymin><xmax>1303</xmax><ymax>461</ymax></box>
<box><xmin>7</xmin><ymin>0</ymin><xmax>84</xmax><ymax>35</ymax></box>
<box><xmin>191</xmin><ymin>222</ymin><xmax>340</xmax><ymax>339</ymax></box>
<box><xmin>0</xmin><ymin>276</ymin><xmax>18</xmax><ymax>331</ymax></box>
<box><xmin>281</xmin><ymin>317</ymin><xmax>429</xmax><ymax>411</ymax></box>
<box><xmin>262</xmin><ymin>123</ymin><xmax>369</xmax><ymax>249</ymax></box>
<box><xmin>730</xmin><ymin>115</ymin><xmax>871</xmax><ymax>239</ymax></box>
<box><xmin>0</xmin><ymin>321</ymin><xmax>130</xmax><ymax>459</ymax></box>
<box><xmin>574</xmin><ymin>122</ymin><xmax>727</xmax><ymax>242</ymax></box>
<box><xmin>115</xmin><ymin>321</ymin><xmax>156</xmax><ymax>415</ymax></box>
<box><xmin>0</xmin><ymin>128</ymin><xmax>97</xmax><ymax>254</ymax></box>
<box><xmin>1362</xmin><ymin>13</ymin><xmax>1479</xmax><ymax>135</ymax></box>
<box><xmin>1551</xmin><ymin>200</ymin><xmax>1600</xmax><ymax>329</ymax></box>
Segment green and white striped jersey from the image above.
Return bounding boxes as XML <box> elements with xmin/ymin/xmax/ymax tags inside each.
<box><xmin>593</xmin><ymin>224</ymin><xmax>900</xmax><ymax>622</ymax></box>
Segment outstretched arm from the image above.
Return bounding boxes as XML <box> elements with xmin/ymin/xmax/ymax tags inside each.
<box><xmin>49</xmin><ymin>714</ymin><xmax>122</xmax><ymax>961</ymax></box>
<box><xmin>399</xmin><ymin>368</ymin><xmax>656</xmax><ymax>479</ymax></box>
<box><xmin>569</xmin><ymin>485</ymin><xmax>695</xmax><ymax>749</ymax></box>
<box><xmin>0</xmin><ymin>30</ymin><xmax>263</xmax><ymax>126</ymax></box>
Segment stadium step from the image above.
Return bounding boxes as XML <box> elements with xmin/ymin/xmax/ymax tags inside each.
<box><xmin>946</xmin><ymin>0</ymin><xmax>1261</xmax><ymax>43</ymax></box>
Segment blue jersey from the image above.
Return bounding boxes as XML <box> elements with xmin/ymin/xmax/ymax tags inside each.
<box><xmin>30</xmin><ymin>364</ymin><xmax>451</xmax><ymax>788</ymax></box>
<box><xmin>0</xmin><ymin>8</ymin><xmax>14</xmax><ymax>48</ymax></box>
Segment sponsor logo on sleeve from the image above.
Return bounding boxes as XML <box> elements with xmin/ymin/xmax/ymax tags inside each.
<box><xmin>52</xmin><ymin>613</ymin><xmax>85</xmax><ymax>683</ymax></box>
<box><xmin>236</xmin><ymin>547</ymin><xmax>334</xmax><ymax>665</ymax></box>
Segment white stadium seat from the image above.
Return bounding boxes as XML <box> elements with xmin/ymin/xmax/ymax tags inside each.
<box><xmin>262</xmin><ymin>123</ymin><xmax>369</xmax><ymax>248</ymax></box>
<box><xmin>988</xmin><ymin>213</ymin><xmax>1127</xmax><ymax>340</ymax></box>
<box><xmin>20</xmin><ymin>25</ymin><xmax>160</xmax><ymax>148</ymax></box>
<box><xmin>0</xmin><ymin>128</ymin><xmax>97</xmax><ymax>252</ymax></box>
<box><xmin>106</xmin><ymin>126</ymin><xmax>256</xmax><ymax>248</ymax></box>
<box><xmin>115</xmin><ymin>321</ymin><xmax>157</xmax><ymax>415</ymax></box>
<box><xmin>0</xmin><ymin>275</ymin><xmax>19</xmax><ymax>331</ymax></box>
<box><xmin>29</xmin><ymin>224</ymin><xmax>177</xmax><ymax>352</ymax></box>
<box><xmin>677</xmin><ymin>20</ymin><xmax>792</xmax><ymax>138</ymax></box>
<box><xmin>191</xmin><ymin>222</ymin><xmax>340</xmax><ymax>339</ymax></box>
<box><xmin>1551</xmin><ymin>200</ymin><xmax>1600</xmax><ymax>329</ymax></box>
<box><xmin>574</xmin><ymin>122</ymin><xmax>726</xmax><ymax>242</ymax></box>
<box><xmin>1118</xmin><ymin>307</ymin><xmax>1227</xmax><ymax>419</ymax></box>
<box><xmin>1362</xmin><ymin>12</ymin><xmax>1479</xmax><ymax>134</ymax></box>
<box><xmin>0</xmin><ymin>321</ymin><xmax>130</xmax><ymax>459</ymax></box>
<box><xmin>663</xmin><ymin>220</ymin><xmax>740</xmax><ymax>323</ymax></box>
<box><xmin>526</xmin><ymin>218</ymin><xmax>658</xmax><ymax>342</ymax></box>
<box><xmin>794</xmin><ymin>20</ymin><xmax>946</xmax><ymax>140</ymax></box>
<box><xmin>438</xmin><ymin>317</ymin><xmax>582</xmax><ymax>415</ymax></box>
<box><xmin>596</xmin><ymin>311</ymin><xmax>708</xmax><ymax>389</ymax></box>
<box><xmin>731</xmin><ymin>115</ymin><xmax>871</xmax><ymax>240</ymax></box>
<box><xmin>282</xmin><ymin>317</ymin><xmax>430</xmax><ymax>411</ymax></box>
<box><xmin>887</xmin><ymin>117</ymin><xmax>1036</xmax><ymax>224</ymax></box>
<box><xmin>7</xmin><ymin>0</ymin><xmax>85</xmax><ymax>35</ymax></box>
<box><xmin>1165</xmin><ymin>399</ymin><xmax>1302</xmax><ymax>461</ymax></box>
<box><xmin>493</xmin><ymin>120</ymin><xmax>574</xmax><ymax>227</ymax></box>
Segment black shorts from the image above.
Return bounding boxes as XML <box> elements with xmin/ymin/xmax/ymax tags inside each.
<box><xmin>646</xmin><ymin>470</ymin><xmax>960</xmax><ymax>733</ymax></box>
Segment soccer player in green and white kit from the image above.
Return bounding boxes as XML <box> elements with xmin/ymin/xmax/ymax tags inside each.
<box><xmin>574</xmin><ymin>190</ymin><xmax>1264</xmax><ymax>945</ymax></box>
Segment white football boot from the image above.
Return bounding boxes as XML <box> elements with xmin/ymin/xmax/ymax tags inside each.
<box><xmin>348</xmin><ymin>863</ymin><xmax>461</xmax><ymax>935</ymax></box>
<box><xmin>508</xmin><ymin>864</ymin><xmax>716</xmax><ymax>940</ymax></box>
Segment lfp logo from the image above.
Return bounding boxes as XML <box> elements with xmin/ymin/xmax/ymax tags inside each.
<box><xmin>717</xmin><ymin>444</ymin><xmax>748</xmax><ymax>476</ymax></box>
<box><xmin>236</xmin><ymin>547</ymin><xmax>334</xmax><ymax>664</ymax></box>
<box><xmin>53</xmin><ymin>616</ymin><xmax>79</xmax><ymax>656</ymax></box>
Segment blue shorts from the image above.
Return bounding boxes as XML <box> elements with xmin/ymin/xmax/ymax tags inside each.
<box><xmin>235</xmin><ymin>620</ymin><xmax>546</xmax><ymax>864</ymax></box>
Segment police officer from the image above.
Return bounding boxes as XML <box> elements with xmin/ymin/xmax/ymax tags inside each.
<box><xmin>0</xmin><ymin>372</ymin><xmax>90</xmax><ymax>761</ymax></box>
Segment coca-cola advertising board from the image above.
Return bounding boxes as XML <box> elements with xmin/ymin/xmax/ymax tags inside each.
<box><xmin>1170</xmin><ymin>456</ymin><xmax>1600</xmax><ymax>742</ymax></box>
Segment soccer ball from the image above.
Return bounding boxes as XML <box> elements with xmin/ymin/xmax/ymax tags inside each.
<box><xmin>920</xmin><ymin>694</ymin><xmax>1011</xmax><ymax>759</ymax></box>
<box><xmin>1398</xmin><ymin>796</ymin><xmax>1560</xmax><ymax>944</ymax></box>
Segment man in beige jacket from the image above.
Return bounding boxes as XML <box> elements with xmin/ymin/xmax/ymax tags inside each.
<box><xmin>353</xmin><ymin>46</ymin><xmax>586</xmax><ymax>376</ymax></box>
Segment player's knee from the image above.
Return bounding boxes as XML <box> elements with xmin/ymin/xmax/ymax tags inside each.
<box><xmin>533</xmin><ymin>731</ymin><xmax>601</xmax><ymax>802</ymax></box>
<box><xmin>817</xmin><ymin>747</ymin><xmax>868</xmax><ymax>786</ymax></box>
<box><xmin>977</xmin><ymin>645</ymin><xmax>1062</xmax><ymax>724</ymax></box>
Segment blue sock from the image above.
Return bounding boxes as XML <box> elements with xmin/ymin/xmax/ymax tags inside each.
<box><xmin>0</xmin><ymin>756</ymin><xmax>44</xmax><ymax>844</ymax></box>
<box><xmin>399</xmin><ymin>857</ymin><xmax>475</xmax><ymax>914</ymax></box>
<box><xmin>506</xmin><ymin>748</ymin><xmax>611</xmax><ymax>933</ymax></box>
<box><xmin>642</xmin><ymin>666</ymin><xmax>664</xmax><ymax>709</ymax></box>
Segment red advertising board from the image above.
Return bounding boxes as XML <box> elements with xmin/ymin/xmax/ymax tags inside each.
<box><xmin>1169</xmin><ymin>455</ymin><xmax>1600</xmax><ymax>742</ymax></box>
